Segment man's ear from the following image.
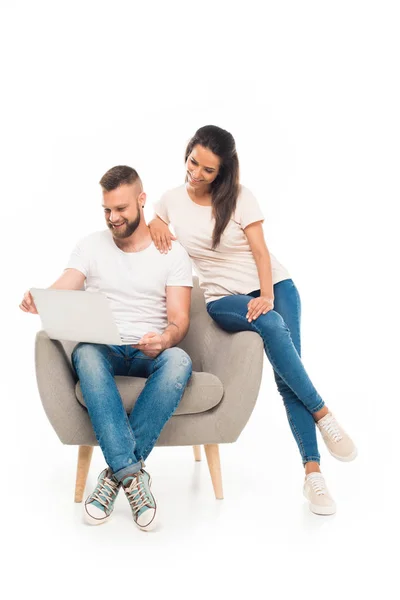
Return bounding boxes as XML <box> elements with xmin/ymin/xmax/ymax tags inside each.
<box><xmin>139</xmin><ymin>191</ymin><xmax>147</xmax><ymax>208</ymax></box>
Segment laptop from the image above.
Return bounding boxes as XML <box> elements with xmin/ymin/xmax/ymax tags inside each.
<box><xmin>30</xmin><ymin>288</ymin><xmax>134</xmax><ymax>345</ymax></box>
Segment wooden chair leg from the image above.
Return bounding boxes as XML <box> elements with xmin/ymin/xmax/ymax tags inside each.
<box><xmin>193</xmin><ymin>445</ymin><xmax>202</xmax><ymax>461</ymax></box>
<box><xmin>204</xmin><ymin>444</ymin><xmax>224</xmax><ymax>500</ymax></box>
<box><xmin>74</xmin><ymin>445</ymin><xmax>94</xmax><ymax>503</ymax></box>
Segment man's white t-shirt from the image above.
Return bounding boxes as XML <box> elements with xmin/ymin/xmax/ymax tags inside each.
<box><xmin>66</xmin><ymin>230</ymin><xmax>193</xmax><ymax>344</ymax></box>
<box><xmin>154</xmin><ymin>185</ymin><xmax>290</xmax><ymax>303</ymax></box>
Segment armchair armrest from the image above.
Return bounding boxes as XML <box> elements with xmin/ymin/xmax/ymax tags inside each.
<box><xmin>35</xmin><ymin>331</ymin><xmax>92</xmax><ymax>444</ymax></box>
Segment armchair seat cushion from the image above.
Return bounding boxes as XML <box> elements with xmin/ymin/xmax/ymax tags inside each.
<box><xmin>75</xmin><ymin>371</ymin><xmax>224</xmax><ymax>416</ymax></box>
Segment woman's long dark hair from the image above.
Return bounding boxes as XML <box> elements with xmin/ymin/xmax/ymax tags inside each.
<box><xmin>185</xmin><ymin>125</ymin><xmax>240</xmax><ymax>249</ymax></box>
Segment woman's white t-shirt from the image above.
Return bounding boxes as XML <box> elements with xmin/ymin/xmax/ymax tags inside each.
<box><xmin>154</xmin><ymin>184</ymin><xmax>290</xmax><ymax>303</ymax></box>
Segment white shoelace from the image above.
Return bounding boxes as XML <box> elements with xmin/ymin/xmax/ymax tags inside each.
<box><xmin>125</xmin><ymin>475</ymin><xmax>151</xmax><ymax>514</ymax></box>
<box><xmin>308</xmin><ymin>475</ymin><xmax>327</xmax><ymax>496</ymax></box>
<box><xmin>320</xmin><ymin>415</ymin><xmax>343</xmax><ymax>442</ymax></box>
<box><xmin>92</xmin><ymin>476</ymin><xmax>119</xmax><ymax>509</ymax></box>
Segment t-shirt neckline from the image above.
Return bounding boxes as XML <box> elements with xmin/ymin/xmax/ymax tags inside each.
<box><xmin>107</xmin><ymin>230</ymin><xmax>154</xmax><ymax>255</ymax></box>
<box><xmin>184</xmin><ymin>184</ymin><xmax>212</xmax><ymax>208</ymax></box>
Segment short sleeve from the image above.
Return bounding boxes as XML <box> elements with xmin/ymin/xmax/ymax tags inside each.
<box><xmin>236</xmin><ymin>187</ymin><xmax>265</xmax><ymax>230</ymax></box>
<box><xmin>166</xmin><ymin>243</ymin><xmax>193</xmax><ymax>287</ymax></box>
<box><xmin>65</xmin><ymin>239</ymin><xmax>90</xmax><ymax>277</ymax></box>
<box><xmin>153</xmin><ymin>192</ymin><xmax>171</xmax><ymax>225</ymax></box>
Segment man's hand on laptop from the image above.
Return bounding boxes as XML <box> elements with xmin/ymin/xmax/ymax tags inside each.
<box><xmin>133</xmin><ymin>332</ymin><xmax>167</xmax><ymax>358</ymax></box>
<box><xmin>19</xmin><ymin>291</ymin><xmax>38</xmax><ymax>314</ymax></box>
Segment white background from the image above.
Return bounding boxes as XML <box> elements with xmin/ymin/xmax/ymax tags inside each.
<box><xmin>2</xmin><ymin>1</ymin><xmax>399</xmax><ymax>598</ymax></box>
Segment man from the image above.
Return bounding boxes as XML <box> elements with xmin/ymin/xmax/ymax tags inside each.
<box><xmin>20</xmin><ymin>166</ymin><xmax>193</xmax><ymax>531</ymax></box>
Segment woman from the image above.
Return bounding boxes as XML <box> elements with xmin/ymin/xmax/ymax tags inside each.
<box><xmin>149</xmin><ymin>125</ymin><xmax>356</xmax><ymax>515</ymax></box>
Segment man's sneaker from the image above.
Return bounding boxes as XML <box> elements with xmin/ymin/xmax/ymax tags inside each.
<box><xmin>303</xmin><ymin>472</ymin><xmax>336</xmax><ymax>515</ymax></box>
<box><xmin>317</xmin><ymin>412</ymin><xmax>357</xmax><ymax>462</ymax></box>
<box><xmin>122</xmin><ymin>468</ymin><xmax>157</xmax><ymax>531</ymax></box>
<box><xmin>84</xmin><ymin>468</ymin><xmax>121</xmax><ymax>525</ymax></box>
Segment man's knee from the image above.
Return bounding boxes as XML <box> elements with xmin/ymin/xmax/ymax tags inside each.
<box><xmin>72</xmin><ymin>343</ymin><xmax>106</xmax><ymax>371</ymax></box>
<box><xmin>161</xmin><ymin>347</ymin><xmax>192</xmax><ymax>374</ymax></box>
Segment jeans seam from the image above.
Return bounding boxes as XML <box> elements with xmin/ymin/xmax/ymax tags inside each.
<box><xmin>107</xmin><ymin>350</ymin><xmax>124</xmax><ymax>358</ymax></box>
<box><xmin>294</xmin><ymin>287</ymin><xmax>302</xmax><ymax>357</ymax></box>
<box><xmin>139</xmin><ymin>390</ymin><xmax>187</xmax><ymax>461</ymax></box>
<box><xmin>312</xmin><ymin>400</ymin><xmax>325</xmax><ymax>412</ymax></box>
<box><xmin>303</xmin><ymin>456</ymin><xmax>320</xmax><ymax>464</ymax></box>
<box><xmin>285</xmin><ymin>407</ymin><xmax>307</xmax><ymax>461</ymax></box>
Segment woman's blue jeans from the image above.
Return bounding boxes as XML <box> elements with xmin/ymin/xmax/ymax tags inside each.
<box><xmin>72</xmin><ymin>344</ymin><xmax>192</xmax><ymax>481</ymax></box>
<box><xmin>206</xmin><ymin>279</ymin><xmax>323</xmax><ymax>464</ymax></box>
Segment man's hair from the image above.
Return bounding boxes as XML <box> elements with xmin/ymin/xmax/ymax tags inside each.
<box><xmin>99</xmin><ymin>165</ymin><xmax>141</xmax><ymax>191</ymax></box>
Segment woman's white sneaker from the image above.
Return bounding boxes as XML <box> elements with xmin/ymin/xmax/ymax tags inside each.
<box><xmin>303</xmin><ymin>472</ymin><xmax>336</xmax><ymax>515</ymax></box>
<box><xmin>317</xmin><ymin>412</ymin><xmax>358</xmax><ymax>461</ymax></box>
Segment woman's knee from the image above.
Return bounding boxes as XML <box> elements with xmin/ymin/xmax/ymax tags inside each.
<box><xmin>255</xmin><ymin>310</ymin><xmax>288</xmax><ymax>335</ymax></box>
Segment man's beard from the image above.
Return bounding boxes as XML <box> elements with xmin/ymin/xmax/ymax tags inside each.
<box><xmin>108</xmin><ymin>212</ymin><xmax>141</xmax><ymax>239</ymax></box>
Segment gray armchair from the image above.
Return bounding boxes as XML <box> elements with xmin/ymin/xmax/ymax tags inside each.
<box><xmin>35</xmin><ymin>278</ymin><xmax>264</xmax><ymax>501</ymax></box>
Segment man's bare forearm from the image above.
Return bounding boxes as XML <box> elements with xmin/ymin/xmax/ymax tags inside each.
<box><xmin>49</xmin><ymin>268</ymin><xmax>86</xmax><ymax>290</ymax></box>
<box><xmin>161</xmin><ymin>318</ymin><xmax>189</xmax><ymax>349</ymax></box>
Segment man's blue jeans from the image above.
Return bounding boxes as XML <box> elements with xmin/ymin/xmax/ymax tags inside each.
<box><xmin>206</xmin><ymin>279</ymin><xmax>323</xmax><ymax>464</ymax></box>
<box><xmin>72</xmin><ymin>344</ymin><xmax>192</xmax><ymax>482</ymax></box>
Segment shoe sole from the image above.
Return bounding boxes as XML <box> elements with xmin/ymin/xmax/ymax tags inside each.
<box><xmin>303</xmin><ymin>491</ymin><xmax>336</xmax><ymax>515</ymax></box>
<box><xmin>327</xmin><ymin>447</ymin><xmax>358</xmax><ymax>462</ymax></box>
<box><xmin>308</xmin><ymin>502</ymin><xmax>336</xmax><ymax>516</ymax></box>
<box><xmin>136</xmin><ymin>515</ymin><xmax>157</xmax><ymax>532</ymax></box>
<box><xmin>84</xmin><ymin>508</ymin><xmax>113</xmax><ymax>526</ymax></box>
